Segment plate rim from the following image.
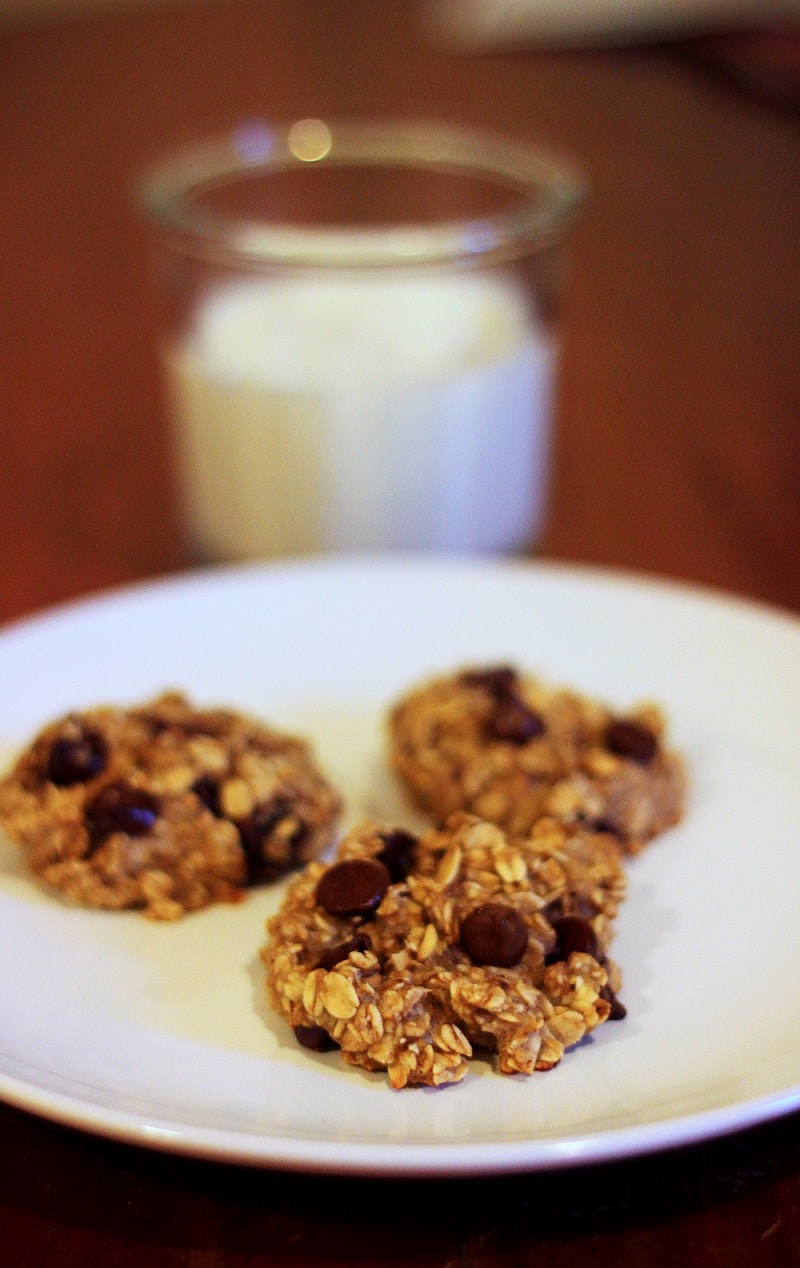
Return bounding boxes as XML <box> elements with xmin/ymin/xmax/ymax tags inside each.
<box><xmin>1</xmin><ymin>554</ymin><xmax>799</xmax><ymax>1175</ymax></box>
<box><xmin>2</xmin><ymin>552</ymin><xmax>798</xmax><ymax>643</ymax></box>
<box><xmin>0</xmin><ymin>1062</ymin><xmax>798</xmax><ymax>1175</ymax></box>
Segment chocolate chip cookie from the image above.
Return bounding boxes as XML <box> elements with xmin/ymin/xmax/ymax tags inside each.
<box><xmin>388</xmin><ymin>665</ymin><xmax>686</xmax><ymax>852</ymax></box>
<box><xmin>263</xmin><ymin>813</ymin><xmax>625</xmax><ymax>1088</ymax></box>
<box><xmin>0</xmin><ymin>691</ymin><xmax>341</xmax><ymax>919</ymax></box>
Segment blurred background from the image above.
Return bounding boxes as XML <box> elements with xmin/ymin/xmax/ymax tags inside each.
<box><xmin>1</xmin><ymin>0</ymin><xmax>798</xmax><ymax>622</ymax></box>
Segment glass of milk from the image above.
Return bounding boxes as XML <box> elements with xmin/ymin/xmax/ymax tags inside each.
<box><xmin>139</xmin><ymin>119</ymin><xmax>585</xmax><ymax>562</ymax></box>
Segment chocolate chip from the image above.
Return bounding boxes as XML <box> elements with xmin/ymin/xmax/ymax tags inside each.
<box><xmin>316</xmin><ymin>934</ymin><xmax>371</xmax><ymax>970</ymax></box>
<box><xmin>549</xmin><ymin>915</ymin><xmax>599</xmax><ymax>962</ymax></box>
<box><xmin>376</xmin><ymin>829</ymin><xmax>417</xmax><ymax>883</ymax></box>
<box><xmin>46</xmin><ymin>727</ymin><xmax>107</xmax><ymax>786</ymax></box>
<box><xmin>461</xmin><ymin>666</ymin><xmax>519</xmax><ymax>697</ymax></box>
<box><xmin>488</xmin><ymin>699</ymin><xmax>545</xmax><ymax>744</ymax></box>
<box><xmin>587</xmin><ymin>817</ymin><xmax>620</xmax><ymax>836</ymax></box>
<box><xmin>548</xmin><ymin>918</ymin><xmax>622</xmax><ymax>1010</ymax></box>
<box><xmin>601</xmin><ymin>983</ymin><xmax>627</xmax><ymax>1021</ymax></box>
<box><xmin>460</xmin><ymin>903</ymin><xmax>529</xmax><ymax>968</ymax></box>
<box><xmin>86</xmin><ymin>782</ymin><xmax>159</xmax><ymax>843</ymax></box>
<box><xmin>604</xmin><ymin>719</ymin><xmax>658</xmax><ymax>765</ymax></box>
<box><xmin>191</xmin><ymin>774</ymin><xmax>221</xmax><ymax>816</ymax></box>
<box><xmin>542</xmin><ymin>896</ymin><xmax>597</xmax><ymax>925</ymax></box>
<box><xmin>462</xmin><ymin>666</ymin><xmax>545</xmax><ymax>745</ymax></box>
<box><xmin>197</xmin><ymin>780</ymin><xmax>302</xmax><ymax>885</ymax></box>
<box><xmin>315</xmin><ymin>858</ymin><xmax>390</xmax><ymax>918</ymax></box>
<box><xmin>293</xmin><ymin>1024</ymin><xmax>339</xmax><ymax>1052</ymax></box>
<box><xmin>238</xmin><ymin>798</ymin><xmax>303</xmax><ymax>886</ymax></box>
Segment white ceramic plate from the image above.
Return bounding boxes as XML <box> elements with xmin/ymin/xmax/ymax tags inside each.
<box><xmin>0</xmin><ymin>557</ymin><xmax>798</xmax><ymax>1176</ymax></box>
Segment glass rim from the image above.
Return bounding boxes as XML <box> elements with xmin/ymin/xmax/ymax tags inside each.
<box><xmin>138</xmin><ymin>118</ymin><xmax>587</xmax><ymax>269</ymax></box>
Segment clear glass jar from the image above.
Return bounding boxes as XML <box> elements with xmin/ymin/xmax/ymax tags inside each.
<box><xmin>139</xmin><ymin>118</ymin><xmax>585</xmax><ymax>563</ymax></box>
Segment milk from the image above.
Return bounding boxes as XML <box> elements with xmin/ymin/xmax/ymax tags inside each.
<box><xmin>164</xmin><ymin>272</ymin><xmax>555</xmax><ymax>561</ymax></box>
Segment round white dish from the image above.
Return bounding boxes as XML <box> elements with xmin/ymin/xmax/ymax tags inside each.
<box><xmin>0</xmin><ymin>556</ymin><xmax>798</xmax><ymax>1175</ymax></box>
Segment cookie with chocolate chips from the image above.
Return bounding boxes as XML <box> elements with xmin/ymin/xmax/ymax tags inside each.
<box><xmin>388</xmin><ymin>665</ymin><xmax>686</xmax><ymax>852</ymax></box>
<box><xmin>262</xmin><ymin>813</ymin><xmax>624</xmax><ymax>1088</ymax></box>
<box><xmin>0</xmin><ymin>691</ymin><xmax>341</xmax><ymax>919</ymax></box>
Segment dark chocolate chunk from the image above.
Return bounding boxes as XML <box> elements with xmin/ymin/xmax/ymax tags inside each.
<box><xmin>601</xmin><ymin>983</ymin><xmax>628</xmax><ymax>1020</ymax></box>
<box><xmin>46</xmin><ymin>727</ymin><xmax>107</xmax><ymax>786</ymax></box>
<box><xmin>294</xmin><ymin>1024</ymin><xmax>339</xmax><ymax>1052</ymax></box>
<box><xmin>316</xmin><ymin>858</ymin><xmax>391</xmax><ymax>918</ymax></box>
<box><xmin>604</xmin><ymin>719</ymin><xmax>658</xmax><ymax>765</ymax></box>
<box><xmin>238</xmin><ymin>798</ymin><xmax>304</xmax><ymax>886</ymax></box>
<box><xmin>462</xmin><ymin>666</ymin><xmax>545</xmax><ymax>745</ymax></box>
<box><xmin>550</xmin><ymin>915</ymin><xmax>599</xmax><ymax>961</ymax></box>
<box><xmin>587</xmin><ymin>818</ymin><xmax>621</xmax><ymax>836</ymax></box>
<box><xmin>86</xmin><ymin>782</ymin><xmax>159</xmax><ymax>844</ymax></box>
<box><xmin>315</xmin><ymin>934</ymin><xmax>372</xmax><ymax>971</ymax></box>
<box><xmin>460</xmin><ymin>902</ymin><xmax>529</xmax><ymax>968</ymax></box>
<box><xmin>542</xmin><ymin>896</ymin><xmax>597</xmax><ymax>925</ymax></box>
<box><xmin>461</xmin><ymin>666</ymin><xmax>519</xmax><ymax>697</ymax></box>
<box><xmin>191</xmin><ymin>774</ymin><xmax>221</xmax><ymax>816</ymax></box>
<box><xmin>488</xmin><ymin>699</ymin><xmax>545</xmax><ymax>744</ymax></box>
<box><xmin>376</xmin><ymin>829</ymin><xmax>418</xmax><ymax>883</ymax></box>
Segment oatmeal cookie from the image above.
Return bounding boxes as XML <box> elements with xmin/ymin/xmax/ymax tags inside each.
<box><xmin>388</xmin><ymin>665</ymin><xmax>686</xmax><ymax>852</ymax></box>
<box><xmin>263</xmin><ymin>814</ymin><xmax>624</xmax><ymax>1088</ymax></box>
<box><xmin>0</xmin><ymin>691</ymin><xmax>341</xmax><ymax>919</ymax></box>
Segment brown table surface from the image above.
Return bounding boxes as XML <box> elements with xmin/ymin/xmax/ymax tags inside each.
<box><xmin>1</xmin><ymin>2</ymin><xmax>799</xmax><ymax>1263</ymax></box>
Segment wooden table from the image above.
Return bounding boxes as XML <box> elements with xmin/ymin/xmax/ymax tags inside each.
<box><xmin>1</xmin><ymin>2</ymin><xmax>799</xmax><ymax>1262</ymax></box>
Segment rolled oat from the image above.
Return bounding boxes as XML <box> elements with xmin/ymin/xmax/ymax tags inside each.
<box><xmin>388</xmin><ymin>664</ymin><xmax>686</xmax><ymax>851</ymax></box>
<box><xmin>262</xmin><ymin>813</ymin><xmax>624</xmax><ymax>1088</ymax></box>
<box><xmin>0</xmin><ymin>691</ymin><xmax>341</xmax><ymax>919</ymax></box>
